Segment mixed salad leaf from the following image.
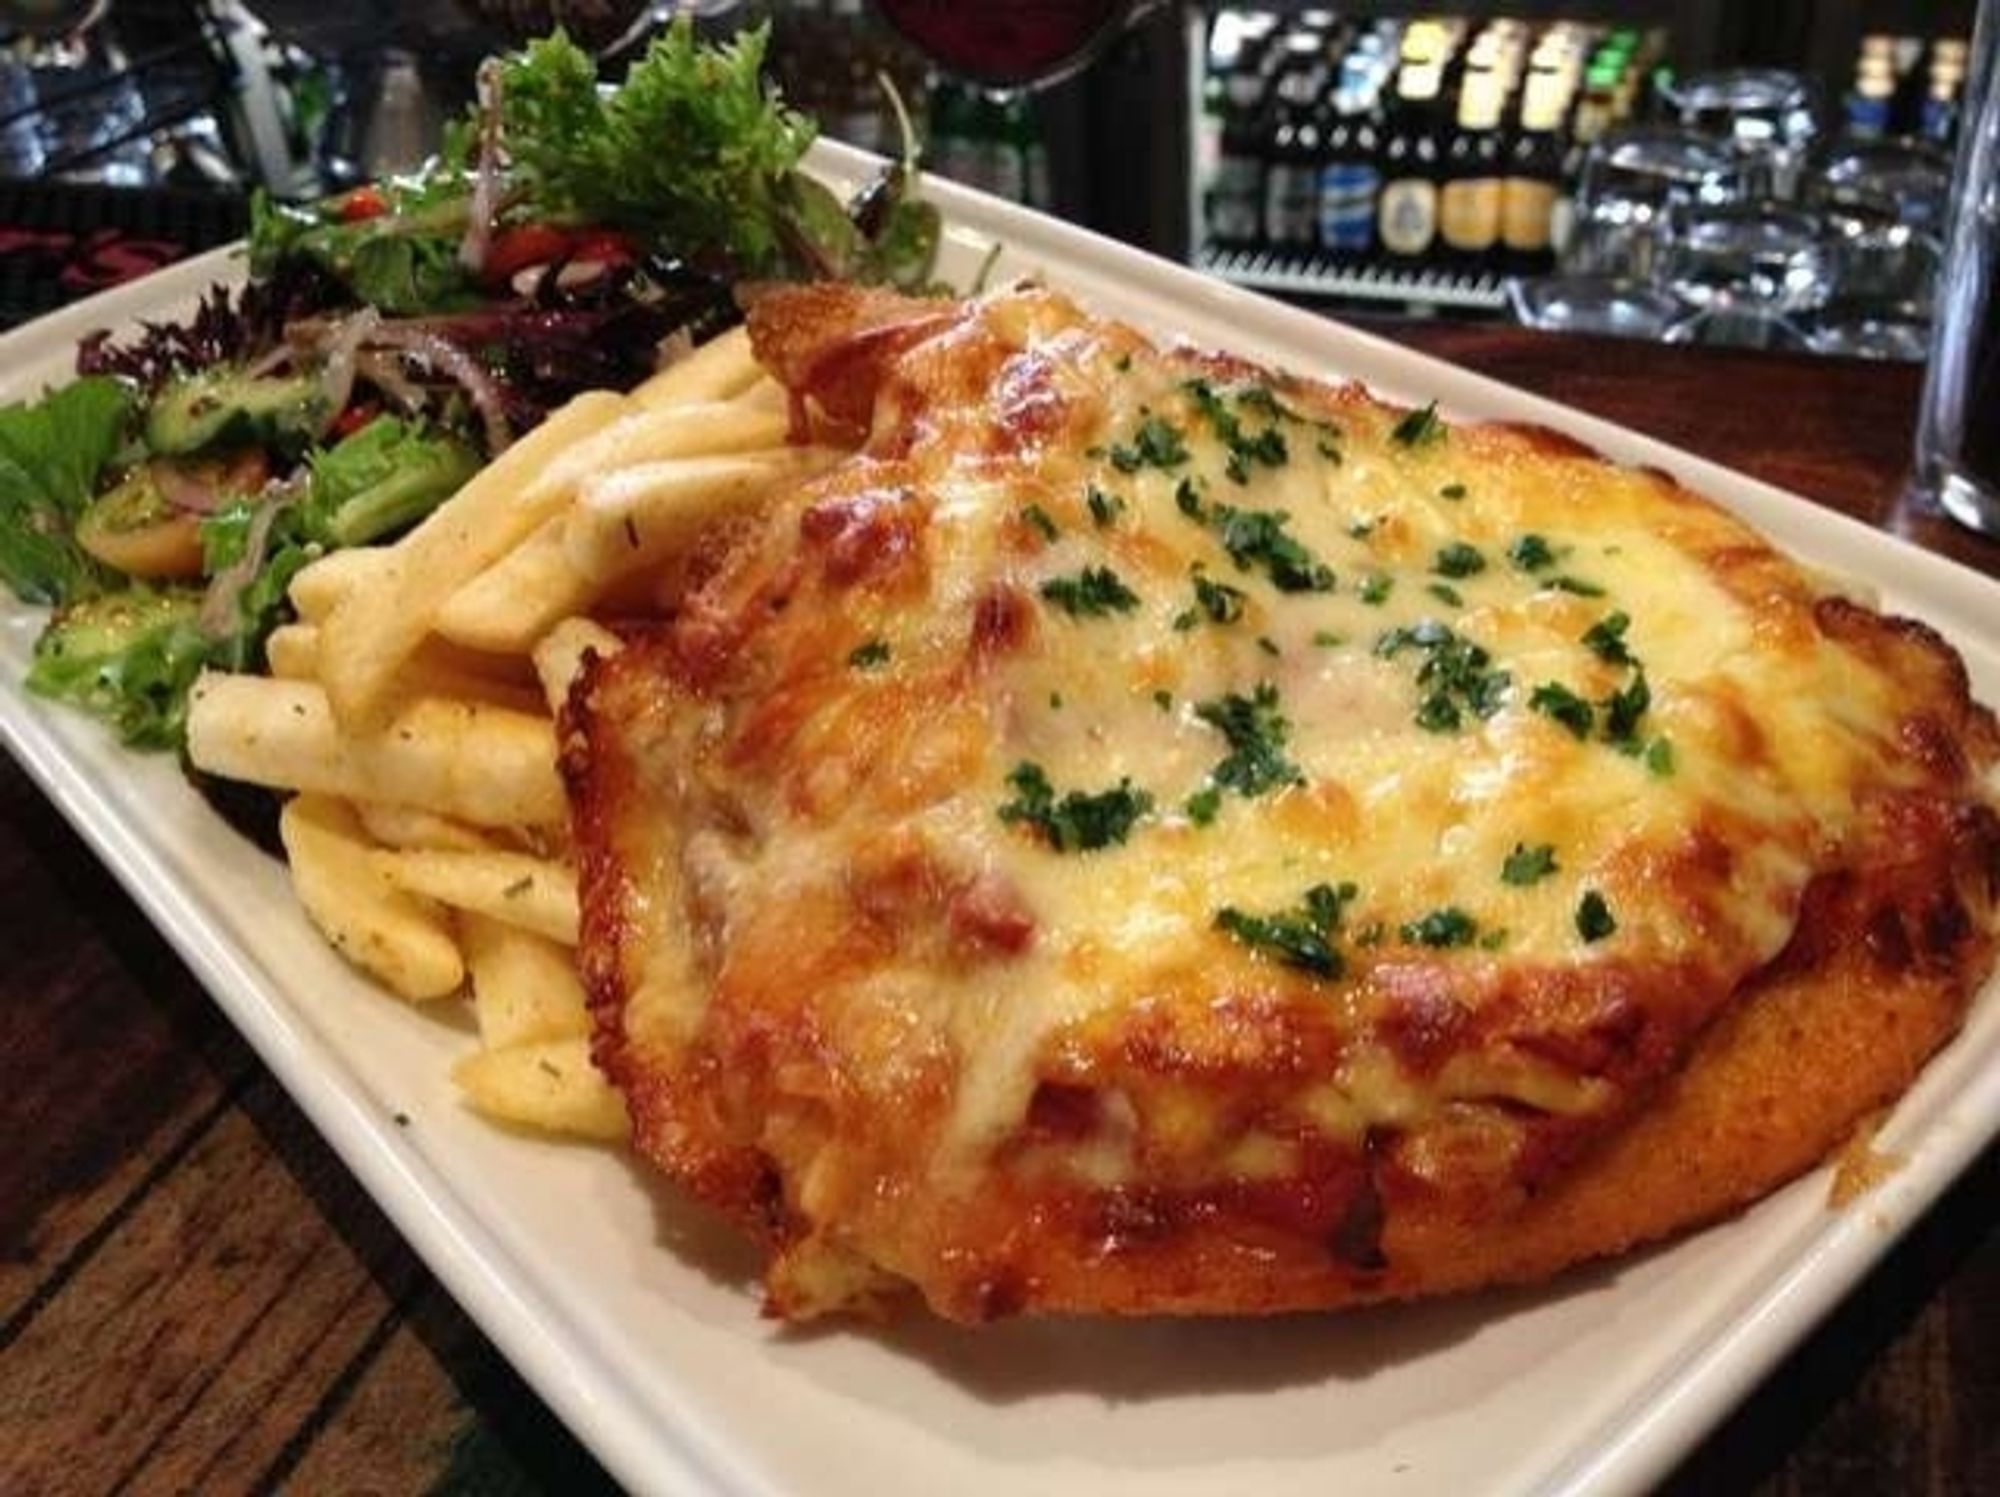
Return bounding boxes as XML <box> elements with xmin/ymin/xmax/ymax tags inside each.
<box><xmin>0</xmin><ymin>18</ymin><xmax>945</xmax><ymax>756</ymax></box>
<box><xmin>0</xmin><ymin>377</ymin><xmax>135</xmax><ymax>606</ymax></box>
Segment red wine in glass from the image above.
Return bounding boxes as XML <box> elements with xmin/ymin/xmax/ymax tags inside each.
<box><xmin>873</xmin><ymin>0</ymin><xmax>1150</xmax><ymax>89</ymax></box>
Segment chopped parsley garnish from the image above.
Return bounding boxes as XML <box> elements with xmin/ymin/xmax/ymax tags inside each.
<box><xmin>1601</xmin><ymin>669</ymin><xmax>1651</xmax><ymax>744</ymax></box>
<box><xmin>1376</xmin><ymin>620</ymin><xmax>1511</xmax><ymax>730</ymax></box>
<box><xmin>1582</xmin><ymin>610</ymin><xmax>1634</xmax><ymax>664</ymax></box>
<box><xmin>1356</xmin><ymin>573</ymin><xmax>1392</xmax><ymax>606</ymax></box>
<box><xmin>846</xmin><ymin>638</ymin><xmax>890</xmax><ymax>669</ymax></box>
<box><xmin>1401</xmin><ymin>906</ymin><xmax>1479</xmax><ymax>948</ymax></box>
<box><xmin>1113</xmin><ymin>352</ymin><xmax>1133</xmax><ymax>373</ymax></box>
<box><xmin>1185</xmin><ymin>785</ymin><xmax>1223</xmax><ymax>824</ymax></box>
<box><xmin>1183</xmin><ymin>379</ymin><xmax>1292</xmax><ymax>485</ymax></box>
<box><xmin>1192</xmin><ymin>571</ymin><xmax>1248</xmax><ymax>624</ymax></box>
<box><xmin>1176</xmin><ymin>481</ymin><xmax>1336</xmax><ymax>593</ymax></box>
<box><xmin>998</xmin><ymin>762</ymin><xmax>1153</xmax><ymax>853</ymax></box>
<box><xmin>1575</xmin><ymin>890</ymin><xmax>1617</xmax><ymax>942</ymax></box>
<box><xmin>1439</xmin><ymin>482</ymin><xmax>1467</xmax><ymax>500</ymax></box>
<box><xmin>1312</xmin><ymin>629</ymin><xmax>1345</xmax><ymax>648</ymax></box>
<box><xmin>1108</xmin><ymin>413</ymin><xmax>1189</xmax><ymax>473</ymax></box>
<box><xmin>1390</xmin><ymin>400</ymin><xmax>1446</xmax><ymax>447</ymax></box>
<box><xmin>1257</xmin><ymin>635</ymin><xmax>1281</xmax><ymax>657</ymax></box>
<box><xmin>1547</xmin><ymin>574</ymin><xmax>1607</xmax><ymax>597</ymax></box>
<box><xmin>1225</xmin><ymin>431</ymin><xmax>1288</xmax><ymax>484</ymax></box>
<box><xmin>1529</xmin><ymin>681</ymin><xmax>1595</xmax><ymax>739</ymax></box>
<box><xmin>1347</xmin><ymin>517</ymin><xmax>1378</xmax><ymax>540</ymax></box>
<box><xmin>1020</xmin><ymin>503</ymin><xmax>1059</xmax><ymax>542</ymax></box>
<box><xmin>1317</xmin><ymin>434</ymin><xmax>1343</xmax><ymax>461</ymax></box>
<box><xmin>1644</xmin><ymin>736</ymin><xmax>1676</xmax><ymax>777</ymax></box>
<box><xmin>1214</xmin><ymin>505</ymin><xmax>1336</xmax><ymax>592</ymax></box>
<box><xmin>1415</xmin><ymin>693</ymin><xmax>1462</xmax><ymax>733</ymax></box>
<box><xmin>1049</xmin><ymin>691</ymin><xmax>1064</xmax><ymax>709</ymax></box>
<box><xmin>1040</xmin><ymin>565</ymin><xmax>1139</xmax><ymax>618</ymax></box>
<box><xmin>1508</xmin><ymin>533</ymin><xmax>1557</xmax><ymax>572</ymax></box>
<box><xmin>1192</xmin><ymin>682</ymin><xmax>1304</xmax><ymax>801</ymax></box>
<box><xmin>1501</xmin><ymin>842</ymin><xmax>1559</xmax><ymax>885</ymax></box>
<box><xmin>1152</xmin><ymin>688</ymin><xmax>1173</xmax><ymax>711</ymax></box>
<box><xmin>1214</xmin><ymin>880</ymin><xmax>1358</xmax><ymax>978</ymax></box>
<box><xmin>1427</xmin><ymin>582</ymin><xmax>1464</xmax><ymax>608</ymax></box>
<box><xmin>1235</xmin><ymin>385</ymin><xmax>1294</xmax><ymax>422</ymax></box>
<box><xmin>1171</xmin><ymin>608</ymin><xmax>1198</xmax><ymax>632</ymax></box>
<box><xmin>1086</xmin><ymin>485</ymin><xmax>1125</xmax><ymax>528</ymax></box>
<box><xmin>1433</xmin><ymin>541</ymin><xmax>1486</xmax><ymax>578</ymax></box>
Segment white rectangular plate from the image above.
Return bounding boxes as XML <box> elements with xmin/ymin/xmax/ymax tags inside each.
<box><xmin>4</xmin><ymin>142</ymin><xmax>1998</xmax><ymax>1497</ymax></box>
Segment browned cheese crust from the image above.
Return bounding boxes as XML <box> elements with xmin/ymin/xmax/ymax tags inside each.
<box><xmin>563</xmin><ymin>284</ymin><xmax>2000</xmax><ymax>1322</ymax></box>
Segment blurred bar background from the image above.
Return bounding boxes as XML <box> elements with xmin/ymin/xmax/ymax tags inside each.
<box><xmin>0</xmin><ymin>1</ymin><xmax>1981</xmax><ymax>357</ymax></box>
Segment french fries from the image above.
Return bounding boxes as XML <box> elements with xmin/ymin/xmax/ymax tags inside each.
<box><xmin>187</xmin><ymin>675</ymin><xmax>564</xmax><ymax>829</ymax></box>
<box><xmin>630</xmin><ymin>324</ymin><xmax>763</xmax><ymax>406</ymax></box>
<box><xmin>460</xmin><ymin>914</ymin><xmax>590</xmax><ymax>1048</ymax></box>
<box><xmin>371</xmin><ymin>847</ymin><xmax>579</xmax><ymax>946</ymax></box>
<box><xmin>564</xmin><ymin>447</ymin><xmax>841</xmax><ymax>585</ymax></box>
<box><xmin>182</xmin><ymin>326</ymin><xmax>840</xmax><ymax>1140</ymax></box>
<box><xmin>531</xmin><ymin>618</ymin><xmax>624</xmax><ymax>715</ymax></box>
<box><xmin>452</xmin><ymin>1039</ymin><xmax>629</xmax><ymax>1141</ymax></box>
<box><xmin>280</xmin><ymin>795</ymin><xmax>464</xmax><ymax>1001</ymax></box>
<box><xmin>318</xmin><ymin>390</ymin><xmax>627</xmax><ymax>729</ymax></box>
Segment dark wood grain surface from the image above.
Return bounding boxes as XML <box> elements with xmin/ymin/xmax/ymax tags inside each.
<box><xmin>3</xmin><ymin>321</ymin><xmax>1997</xmax><ymax>1496</ymax></box>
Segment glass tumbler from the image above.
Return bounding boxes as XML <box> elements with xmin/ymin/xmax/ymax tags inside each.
<box><xmin>1567</xmin><ymin>127</ymin><xmax>1743</xmax><ymax>281</ymax></box>
<box><xmin>1660</xmin><ymin>204</ymin><xmax>1833</xmax><ymax>351</ymax></box>
<box><xmin>1507</xmin><ymin>274</ymin><xmax>1682</xmax><ymax>340</ymax></box>
<box><xmin>1912</xmin><ymin>0</ymin><xmax>2000</xmax><ymax>537</ymax></box>
<box><xmin>1658</xmin><ymin>69</ymin><xmax>1822</xmax><ymax>201</ymax></box>
<box><xmin>1806</xmin><ymin>138</ymin><xmax>1951</xmax><ymax>314</ymax></box>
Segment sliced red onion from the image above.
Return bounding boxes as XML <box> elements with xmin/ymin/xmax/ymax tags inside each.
<box><xmin>315</xmin><ymin>307</ymin><xmax>382</xmax><ymax>435</ymax></box>
<box><xmin>199</xmin><ymin>482</ymin><xmax>294</xmax><ymax>640</ymax></box>
<box><xmin>354</xmin><ymin>349</ymin><xmax>427</xmax><ymax>412</ymax></box>
<box><xmin>156</xmin><ymin>449</ymin><xmax>271</xmax><ymax>516</ymax></box>
<box><xmin>243</xmin><ymin>341</ymin><xmax>295</xmax><ymax>380</ymax></box>
<box><xmin>460</xmin><ymin>58</ymin><xmax>504</xmax><ymax>277</ymax></box>
<box><xmin>364</xmin><ymin>321</ymin><xmax>513</xmax><ymax>454</ymax></box>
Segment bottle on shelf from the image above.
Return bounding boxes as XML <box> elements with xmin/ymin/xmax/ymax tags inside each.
<box><xmin>1210</xmin><ymin>49</ymin><xmax>1274</xmax><ymax>249</ymax></box>
<box><xmin>1318</xmin><ymin>55</ymin><xmax>1383</xmax><ymax>261</ymax></box>
<box><xmin>1846</xmin><ymin>35</ymin><xmax>1896</xmax><ymax>138</ymax></box>
<box><xmin>1262</xmin><ymin>35</ymin><xmax>1328</xmax><ymax>253</ymax></box>
<box><xmin>1438</xmin><ymin>63</ymin><xmax>1505</xmax><ymax>271</ymax></box>
<box><xmin>1923</xmin><ymin>38</ymin><xmax>1969</xmax><ymax>147</ymax></box>
<box><xmin>926</xmin><ymin>76</ymin><xmax>979</xmax><ymax>187</ymax></box>
<box><xmin>1198</xmin><ymin>11</ymin><xmax>1277</xmax><ymax>251</ymax></box>
<box><xmin>975</xmin><ymin>89</ymin><xmax>1027</xmax><ymax>203</ymax></box>
<box><xmin>1376</xmin><ymin>52</ymin><xmax>1446</xmax><ymax>266</ymax></box>
<box><xmin>1500</xmin><ymin>65</ymin><xmax>1568</xmax><ymax>278</ymax></box>
<box><xmin>1551</xmin><ymin>61</ymin><xmax>1613</xmax><ymax>263</ymax></box>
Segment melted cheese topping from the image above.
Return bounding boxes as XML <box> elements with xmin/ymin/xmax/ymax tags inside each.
<box><xmin>630</xmin><ymin>299</ymin><xmax>1938</xmax><ymax>1194</ymax></box>
<box><xmin>762</xmin><ymin>353</ymin><xmax>1910</xmax><ymax>1170</ymax></box>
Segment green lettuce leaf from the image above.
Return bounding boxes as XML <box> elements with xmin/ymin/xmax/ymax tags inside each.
<box><xmin>0</xmin><ymin>377</ymin><xmax>134</xmax><ymax>605</ymax></box>
<box><xmin>26</xmin><ymin>587</ymin><xmax>209</xmax><ymax>749</ymax></box>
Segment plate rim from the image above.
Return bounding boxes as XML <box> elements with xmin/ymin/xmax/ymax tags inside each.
<box><xmin>1</xmin><ymin>140</ymin><xmax>1996</xmax><ymax>1497</ymax></box>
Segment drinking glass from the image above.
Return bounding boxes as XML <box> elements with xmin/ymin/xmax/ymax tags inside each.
<box><xmin>1806</xmin><ymin>139</ymin><xmax>1951</xmax><ymax>314</ymax></box>
<box><xmin>1911</xmin><ymin>0</ymin><xmax>2000</xmax><ymax>536</ymax></box>
<box><xmin>1801</xmin><ymin>301</ymin><xmax>1932</xmax><ymax>361</ymax></box>
<box><xmin>1658</xmin><ymin>68</ymin><xmax>1821</xmax><ymax>201</ymax></box>
<box><xmin>1566</xmin><ymin>127</ymin><xmax>1743</xmax><ymax>280</ymax></box>
<box><xmin>1660</xmin><ymin>203</ymin><xmax>1831</xmax><ymax>350</ymax></box>
<box><xmin>1507</xmin><ymin>274</ymin><xmax>1681</xmax><ymax>339</ymax></box>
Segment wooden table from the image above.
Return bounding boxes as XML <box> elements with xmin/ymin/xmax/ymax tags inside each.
<box><xmin>4</xmin><ymin>323</ymin><xmax>1996</xmax><ymax>1494</ymax></box>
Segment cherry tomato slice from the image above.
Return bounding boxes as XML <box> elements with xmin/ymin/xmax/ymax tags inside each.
<box><xmin>566</xmin><ymin>228</ymin><xmax>636</xmax><ymax>268</ymax></box>
<box><xmin>483</xmin><ymin>223</ymin><xmax>575</xmax><ymax>287</ymax></box>
<box><xmin>339</xmin><ymin>185</ymin><xmax>388</xmax><ymax>222</ymax></box>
